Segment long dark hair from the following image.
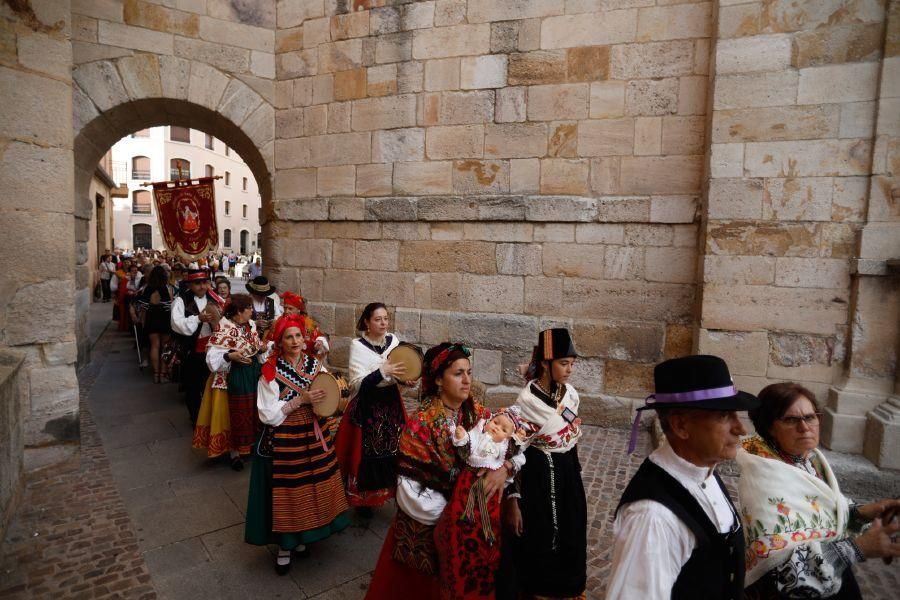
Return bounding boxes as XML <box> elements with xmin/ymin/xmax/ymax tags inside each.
<box><xmin>356</xmin><ymin>302</ymin><xmax>387</xmax><ymax>332</ymax></box>
<box><xmin>146</xmin><ymin>265</ymin><xmax>169</xmax><ymax>290</ymax></box>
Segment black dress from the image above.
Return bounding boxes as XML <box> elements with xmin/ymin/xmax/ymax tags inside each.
<box><xmin>137</xmin><ymin>285</ymin><xmax>173</xmax><ymax>334</ymax></box>
<box><xmin>510</xmin><ymin>383</ymin><xmax>587</xmax><ymax>598</ymax></box>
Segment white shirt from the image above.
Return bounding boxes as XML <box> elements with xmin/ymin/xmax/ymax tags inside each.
<box><xmin>606</xmin><ymin>442</ymin><xmax>736</xmax><ymax>599</ymax></box>
<box><xmin>251</xmin><ymin>293</ymin><xmax>283</xmax><ymax>319</ymax></box>
<box><xmin>170</xmin><ymin>294</ymin><xmax>212</xmax><ymax>338</ymax></box>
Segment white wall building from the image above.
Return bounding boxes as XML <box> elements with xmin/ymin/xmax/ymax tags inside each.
<box><xmin>111</xmin><ymin>126</ymin><xmax>261</xmax><ymax>254</ymax></box>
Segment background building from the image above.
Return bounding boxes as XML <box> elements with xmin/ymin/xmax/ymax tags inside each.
<box><xmin>111</xmin><ymin>126</ymin><xmax>261</xmax><ymax>254</ymax></box>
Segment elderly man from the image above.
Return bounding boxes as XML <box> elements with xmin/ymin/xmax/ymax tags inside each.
<box><xmin>170</xmin><ymin>269</ymin><xmax>225</xmax><ymax>425</ymax></box>
<box><xmin>607</xmin><ymin>355</ymin><xmax>759</xmax><ymax>599</ymax></box>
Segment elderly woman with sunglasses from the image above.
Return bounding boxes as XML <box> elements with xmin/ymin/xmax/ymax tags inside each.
<box><xmin>737</xmin><ymin>382</ymin><xmax>900</xmax><ymax>599</ymax></box>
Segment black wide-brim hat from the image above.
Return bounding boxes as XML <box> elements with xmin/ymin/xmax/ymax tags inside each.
<box><xmin>247</xmin><ymin>276</ymin><xmax>275</xmax><ymax>295</ymax></box>
<box><xmin>536</xmin><ymin>328</ymin><xmax>578</xmax><ymax>361</ymax></box>
<box><xmin>644</xmin><ymin>354</ymin><xmax>759</xmax><ymax>412</ymax></box>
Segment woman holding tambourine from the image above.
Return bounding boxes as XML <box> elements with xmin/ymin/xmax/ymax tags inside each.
<box><xmin>335</xmin><ymin>302</ymin><xmax>419</xmax><ymax>514</ymax></box>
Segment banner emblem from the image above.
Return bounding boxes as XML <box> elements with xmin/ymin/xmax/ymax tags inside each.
<box><xmin>153</xmin><ymin>177</ymin><xmax>218</xmax><ymax>260</ymax></box>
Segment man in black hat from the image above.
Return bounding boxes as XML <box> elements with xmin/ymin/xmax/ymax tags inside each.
<box><xmin>607</xmin><ymin>355</ymin><xmax>759</xmax><ymax>599</ymax></box>
<box><xmin>246</xmin><ymin>276</ymin><xmax>282</xmax><ymax>337</ymax></box>
<box><xmin>171</xmin><ymin>269</ymin><xmax>225</xmax><ymax>425</ymax></box>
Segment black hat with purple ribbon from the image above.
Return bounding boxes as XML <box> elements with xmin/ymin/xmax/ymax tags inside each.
<box><xmin>627</xmin><ymin>354</ymin><xmax>759</xmax><ymax>452</ymax></box>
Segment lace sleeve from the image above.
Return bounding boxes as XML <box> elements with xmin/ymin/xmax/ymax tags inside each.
<box><xmin>773</xmin><ymin>539</ymin><xmax>864</xmax><ymax>597</ymax></box>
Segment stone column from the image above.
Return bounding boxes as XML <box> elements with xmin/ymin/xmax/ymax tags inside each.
<box><xmin>821</xmin><ymin>3</ymin><xmax>900</xmax><ymax>458</ymax></box>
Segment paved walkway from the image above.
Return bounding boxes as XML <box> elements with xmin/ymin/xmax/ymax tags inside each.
<box><xmin>2</xmin><ymin>304</ymin><xmax>898</xmax><ymax>598</ymax></box>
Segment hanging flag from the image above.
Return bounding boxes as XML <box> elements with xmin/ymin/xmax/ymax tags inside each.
<box><xmin>153</xmin><ymin>177</ymin><xmax>219</xmax><ymax>260</ymax></box>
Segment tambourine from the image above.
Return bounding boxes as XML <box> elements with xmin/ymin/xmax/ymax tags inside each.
<box><xmin>309</xmin><ymin>372</ymin><xmax>350</xmax><ymax>417</ymax></box>
<box><xmin>387</xmin><ymin>343</ymin><xmax>424</xmax><ymax>381</ymax></box>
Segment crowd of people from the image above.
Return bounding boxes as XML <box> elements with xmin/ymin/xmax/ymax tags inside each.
<box><xmin>98</xmin><ymin>251</ymin><xmax>900</xmax><ymax>599</ymax></box>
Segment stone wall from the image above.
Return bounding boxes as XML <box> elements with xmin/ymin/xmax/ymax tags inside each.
<box><xmin>271</xmin><ymin>0</ymin><xmax>715</xmax><ymax>419</ymax></box>
<box><xmin>0</xmin><ymin>0</ymin><xmax>81</xmax><ymax>469</ymax></box>
<box><xmin>699</xmin><ymin>0</ymin><xmax>899</xmax><ymax>456</ymax></box>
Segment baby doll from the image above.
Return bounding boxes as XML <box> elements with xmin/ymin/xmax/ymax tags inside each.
<box><xmin>435</xmin><ymin>408</ymin><xmax>526</xmax><ymax>600</ymax></box>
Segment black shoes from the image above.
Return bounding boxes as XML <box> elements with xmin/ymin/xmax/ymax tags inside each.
<box><xmin>229</xmin><ymin>456</ymin><xmax>244</xmax><ymax>471</ymax></box>
<box><xmin>356</xmin><ymin>506</ymin><xmax>374</xmax><ymax>519</ymax></box>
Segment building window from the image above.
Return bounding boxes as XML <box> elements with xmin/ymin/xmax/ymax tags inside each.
<box><xmin>225</xmin><ymin>146</ymin><xmax>230</xmax><ymax>157</ymax></box>
<box><xmin>170</xmin><ymin>158</ymin><xmax>190</xmax><ymax>180</ymax></box>
<box><xmin>133</xmin><ymin>224</ymin><xmax>152</xmax><ymax>249</ymax></box>
<box><xmin>225</xmin><ymin>171</ymin><xmax>231</xmax><ymax>186</ymax></box>
<box><xmin>205</xmin><ymin>164</ymin><xmax>214</xmax><ymax>178</ymax></box>
<box><xmin>240</xmin><ymin>230</ymin><xmax>249</xmax><ymax>254</ymax></box>
<box><xmin>204</xmin><ymin>133</ymin><xmax>214</xmax><ymax>150</ymax></box>
<box><xmin>257</xmin><ymin>232</ymin><xmax>262</xmax><ymax>249</ymax></box>
<box><xmin>225</xmin><ymin>200</ymin><xmax>231</xmax><ymax>215</ymax></box>
<box><xmin>132</xmin><ymin>129</ymin><xmax>150</xmax><ymax>138</ymax></box>
<box><xmin>132</xmin><ymin>156</ymin><xmax>151</xmax><ymax>180</ymax></box>
<box><xmin>242</xmin><ymin>177</ymin><xmax>248</xmax><ymax>191</ymax></box>
<box><xmin>169</xmin><ymin>126</ymin><xmax>190</xmax><ymax>143</ymax></box>
<box><xmin>242</xmin><ymin>204</ymin><xmax>248</xmax><ymax>218</ymax></box>
<box><xmin>132</xmin><ymin>190</ymin><xmax>151</xmax><ymax>214</ymax></box>
<box><xmin>223</xmin><ymin>229</ymin><xmax>232</xmax><ymax>247</ymax></box>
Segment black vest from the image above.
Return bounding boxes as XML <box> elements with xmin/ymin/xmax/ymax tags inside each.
<box><xmin>616</xmin><ymin>459</ymin><xmax>745</xmax><ymax>600</ymax></box>
<box><xmin>176</xmin><ymin>291</ymin><xmax>216</xmax><ymax>349</ymax></box>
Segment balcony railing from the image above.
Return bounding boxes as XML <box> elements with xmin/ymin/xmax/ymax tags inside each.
<box><xmin>132</xmin><ymin>205</ymin><xmax>152</xmax><ymax>215</ymax></box>
<box><xmin>132</xmin><ymin>169</ymin><xmax>151</xmax><ymax>180</ymax></box>
<box><xmin>170</xmin><ymin>169</ymin><xmax>191</xmax><ymax>180</ymax></box>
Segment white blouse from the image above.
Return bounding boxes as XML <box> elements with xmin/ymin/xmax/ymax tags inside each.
<box><xmin>606</xmin><ymin>442</ymin><xmax>737</xmax><ymax>599</ymax></box>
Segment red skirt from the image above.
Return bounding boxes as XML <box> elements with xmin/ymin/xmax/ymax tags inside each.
<box><xmin>434</xmin><ymin>469</ymin><xmax>502</xmax><ymax>600</ymax></box>
<box><xmin>366</xmin><ymin>521</ymin><xmax>440</xmax><ymax>600</ymax></box>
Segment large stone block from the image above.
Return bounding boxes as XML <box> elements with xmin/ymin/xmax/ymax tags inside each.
<box><xmin>524</xmin><ymin>276</ymin><xmax>563</xmax><ymax>315</ymax></box>
<box><xmin>472</xmin><ymin>348</ymin><xmax>502</xmax><ymax>385</ymax></box>
<box><xmin>711</xmin><ymin>105</ymin><xmax>840</xmax><ymax>143</ymax></box>
<box><xmin>399</xmin><ymin>241</ymin><xmax>496</xmax><ymax>274</ymax></box>
<box><xmin>661</xmin><ymin>116</ymin><xmax>705</xmax><ymax>155</ymax></box>
<box><xmin>604</xmin><ymin>360</ymin><xmax>654</xmax><ymax>398</ymax></box>
<box><xmin>98</xmin><ymin>20</ymin><xmax>174</xmax><ymax>54</ymax></box>
<box><xmin>459</xmin><ymin>275</ymin><xmax>524</xmax><ymax>313</ymax></box>
<box><xmin>636</xmin><ymin>4</ymin><xmax>711</xmax><ymax>42</ymax></box>
<box><xmin>763</xmin><ymin>177</ymin><xmax>833</xmax><ymax>221</ymax></box>
<box><xmin>573</xmin><ymin>320</ymin><xmax>664</xmax><ymax>362</ymax></box>
<box><xmin>706</xmin><ymin>221</ymin><xmax>820</xmax><ymax>257</ymax></box>
<box><xmin>562</xmin><ymin>279</ymin><xmax>694</xmax><ymax>322</ymax></box>
<box><xmin>542</xmin><ymin>243</ymin><xmax>603</xmax><ymax>278</ymax></box>
<box><xmin>282</xmin><ymin>238</ymin><xmax>331</xmax><ymax>268</ymax></box>
<box><xmin>507</xmin><ymin>50</ymin><xmax>567</xmax><ymax>86</ymax></box>
<box><xmin>372</xmin><ymin>128</ymin><xmax>425</xmax><ymax>163</ymax></box>
<box><xmin>645</xmin><ymin>247</ymin><xmax>696</xmax><ymax>284</ymax></box>
<box><xmin>703</xmin><ymin>256</ymin><xmax>776</xmax><ymax>285</ymax></box>
<box><xmin>352</xmin><ymin>94</ymin><xmax>417</xmax><ymax>131</ymax></box>
<box><xmin>590</xmin><ymin>81</ymin><xmax>626</xmax><ymax>119</ymax></box>
<box><xmin>610</xmin><ymin>40</ymin><xmax>694</xmax><ymax>79</ymax></box>
<box><xmin>424</xmin><ymin>57</ymin><xmax>460</xmax><ymax>91</ymax></box>
<box><xmin>540</xmin><ymin>159</ymin><xmax>589</xmax><ymax>195</ymax></box>
<box><xmin>774</xmin><ymin>257</ymin><xmax>851</xmax><ymax>289</ymax></box>
<box><xmin>793</xmin><ymin>23</ymin><xmax>885</xmax><ymax>68</ymax></box>
<box><xmin>625</xmin><ymin>77</ymin><xmax>678</xmax><ymax>116</ymax></box>
<box><xmin>467</xmin><ymin>0</ymin><xmax>564</xmax><ymax>23</ymax></box>
<box><xmin>0</xmin><ymin>212</ymin><xmax>73</xmax><ymax>284</ymax></box>
<box><xmin>713</xmin><ymin>71</ymin><xmax>798</xmax><ymax>110</ymax></box>
<box><xmin>0</xmin><ymin>143</ymin><xmax>73</xmax><ymax>214</ymax></box>
<box><xmin>798</xmin><ymin>62</ymin><xmax>880</xmax><ymax>104</ymax></box>
<box><xmin>323</xmin><ymin>270</ymin><xmax>416</xmax><ymax>306</ymax></box>
<box><xmin>316</xmin><ymin>165</ymin><xmax>356</xmax><ymax>197</ymax></box>
<box><xmin>440</xmin><ymin>91</ymin><xmax>495</xmax><ymax>125</ymax></box>
<box><xmin>447</xmin><ymin>312</ymin><xmax>538</xmax><ymax>352</ymax></box>
<box><xmin>452</xmin><ymin>160</ymin><xmax>509</xmax><ymax>195</ymax></box>
<box><xmin>355</xmin><ymin>241</ymin><xmax>400</xmax><ymax>271</ymax></box>
<box><xmin>460</xmin><ymin>55</ymin><xmax>507</xmax><ymax>89</ymax></box>
<box><xmin>484</xmin><ymin>123</ymin><xmax>547</xmax><ymax>158</ymax></box>
<box><xmin>540</xmin><ymin>10</ymin><xmax>637</xmax><ymax>49</ymax></box>
<box><xmin>701</xmin><ymin>284</ymin><xmax>849</xmax><ymax>336</ymax></box>
<box><xmin>578</xmin><ymin>118</ymin><xmax>634</xmax><ymax>156</ymax></box>
<box><xmin>394</xmin><ymin>161</ymin><xmax>452</xmax><ymax>195</ymax></box>
<box><xmin>527</xmin><ymin>83</ymin><xmax>589</xmax><ymax>121</ymax></box>
<box><xmin>412</xmin><ymin>24</ymin><xmax>490</xmax><ymax>59</ymax></box>
<box><xmin>4</xmin><ymin>280</ymin><xmax>75</xmax><ymax>346</ymax></box>
<box><xmin>619</xmin><ymin>156</ymin><xmax>702</xmax><ymax>194</ymax></box>
<box><xmin>426</xmin><ymin>125</ymin><xmax>484</xmax><ymax>160</ymax></box>
<box><xmin>308</xmin><ymin>132</ymin><xmax>371</xmax><ymax>166</ymax></box>
<box><xmin>697</xmin><ymin>330</ymin><xmax>769</xmax><ymax>377</ymax></box>
<box><xmin>744</xmin><ymin>139</ymin><xmax>872</xmax><ymax>177</ymax></box>
<box><xmin>603</xmin><ymin>246</ymin><xmax>644</xmax><ymax>280</ymax></box>
<box><xmin>496</xmin><ymin>87</ymin><xmax>526</xmax><ymax>122</ymax></box>
<box><xmin>715</xmin><ymin>34</ymin><xmax>791</xmax><ymax>74</ymax></box>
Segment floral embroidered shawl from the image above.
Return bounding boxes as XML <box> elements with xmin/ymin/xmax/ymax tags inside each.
<box><xmin>736</xmin><ymin>435</ymin><xmax>850</xmax><ymax>586</ymax></box>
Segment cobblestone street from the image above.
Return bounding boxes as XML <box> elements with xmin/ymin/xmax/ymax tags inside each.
<box><xmin>1</xmin><ymin>314</ymin><xmax>898</xmax><ymax>599</ymax></box>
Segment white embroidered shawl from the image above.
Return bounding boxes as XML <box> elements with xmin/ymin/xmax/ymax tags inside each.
<box><xmin>514</xmin><ymin>381</ymin><xmax>582</xmax><ymax>453</ymax></box>
<box><xmin>347</xmin><ymin>334</ymin><xmax>401</xmax><ymax>398</ymax></box>
<box><xmin>736</xmin><ymin>437</ymin><xmax>850</xmax><ymax>587</ymax></box>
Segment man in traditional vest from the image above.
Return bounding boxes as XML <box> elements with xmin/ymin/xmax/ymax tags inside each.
<box><xmin>170</xmin><ymin>269</ymin><xmax>224</xmax><ymax>425</ymax></box>
<box><xmin>247</xmin><ymin>276</ymin><xmax>282</xmax><ymax>339</ymax></box>
<box><xmin>607</xmin><ymin>355</ymin><xmax>759</xmax><ymax>599</ymax></box>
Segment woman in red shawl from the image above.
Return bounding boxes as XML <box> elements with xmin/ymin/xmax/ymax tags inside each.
<box><xmin>244</xmin><ymin>314</ymin><xmax>349</xmax><ymax>575</ymax></box>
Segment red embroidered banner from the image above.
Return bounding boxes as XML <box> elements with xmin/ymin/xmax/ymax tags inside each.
<box><xmin>153</xmin><ymin>177</ymin><xmax>219</xmax><ymax>260</ymax></box>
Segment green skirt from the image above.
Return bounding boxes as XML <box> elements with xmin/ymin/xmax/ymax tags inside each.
<box><xmin>244</xmin><ymin>451</ymin><xmax>351</xmax><ymax>550</ymax></box>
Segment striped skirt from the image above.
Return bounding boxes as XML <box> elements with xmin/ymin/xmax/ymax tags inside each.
<box><xmin>246</xmin><ymin>404</ymin><xmax>349</xmax><ymax>541</ymax></box>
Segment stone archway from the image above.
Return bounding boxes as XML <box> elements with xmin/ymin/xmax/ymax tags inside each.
<box><xmin>71</xmin><ymin>56</ymin><xmax>276</xmax><ymax>365</ymax></box>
